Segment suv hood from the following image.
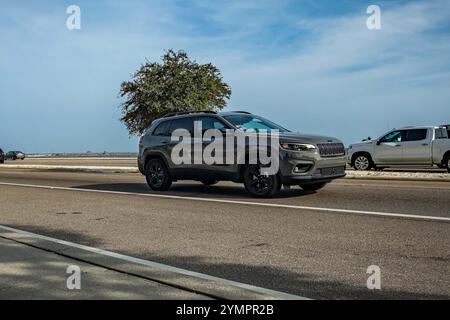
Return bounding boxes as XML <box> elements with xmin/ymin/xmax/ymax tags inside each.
<box><xmin>278</xmin><ymin>132</ymin><xmax>342</xmax><ymax>144</ymax></box>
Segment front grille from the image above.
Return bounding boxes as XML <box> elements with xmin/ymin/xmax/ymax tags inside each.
<box><xmin>321</xmin><ymin>166</ymin><xmax>345</xmax><ymax>176</ymax></box>
<box><xmin>317</xmin><ymin>143</ymin><xmax>345</xmax><ymax>158</ymax></box>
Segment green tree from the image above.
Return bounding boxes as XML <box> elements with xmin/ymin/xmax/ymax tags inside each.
<box><xmin>119</xmin><ymin>49</ymin><xmax>232</xmax><ymax>135</ymax></box>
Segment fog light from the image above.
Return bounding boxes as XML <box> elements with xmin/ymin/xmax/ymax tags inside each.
<box><xmin>294</xmin><ymin>164</ymin><xmax>312</xmax><ymax>173</ymax></box>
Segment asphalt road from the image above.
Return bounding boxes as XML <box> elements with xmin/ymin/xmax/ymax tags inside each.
<box><xmin>7</xmin><ymin>157</ymin><xmax>448</xmax><ymax>172</ymax></box>
<box><xmin>0</xmin><ymin>168</ymin><xmax>449</xmax><ymax>299</ymax></box>
<box><xmin>7</xmin><ymin>157</ymin><xmax>137</xmax><ymax>167</ymax></box>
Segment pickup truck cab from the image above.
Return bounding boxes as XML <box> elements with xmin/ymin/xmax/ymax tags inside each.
<box><xmin>348</xmin><ymin>126</ymin><xmax>450</xmax><ymax>172</ymax></box>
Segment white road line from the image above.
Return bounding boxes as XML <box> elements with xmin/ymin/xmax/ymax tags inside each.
<box><xmin>0</xmin><ymin>181</ymin><xmax>449</xmax><ymax>222</ymax></box>
<box><xmin>332</xmin><ymin>182</ymin><xmax>450</xmax><ymax>191</ymax></box>
<box><xmin>0</xmin><ymin>224</ymin><xmax>306</xmax><ymax>300</ymax></box>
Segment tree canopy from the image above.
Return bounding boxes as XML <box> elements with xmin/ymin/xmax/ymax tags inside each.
<box><xmin>119</xmin><ymin>49</ymin><xmax>232</xmax><ymax>135</ymax></box>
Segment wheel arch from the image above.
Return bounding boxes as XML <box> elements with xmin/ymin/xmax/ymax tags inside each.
<box><xmin>442</xmin><ymin>150</ymin><xmax>450</xmax><ymax>166</ymax></box>
<box><xmin>351</xmin><ymin>151</ymin><xmax>374</xmax><ymax>167</ymax></box>
<box><xmin>144</xmin><ymin>151</ymin><xmax>170</xmax><ymax>172</ymax></box>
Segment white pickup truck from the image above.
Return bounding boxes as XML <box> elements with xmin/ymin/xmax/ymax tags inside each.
<box><xmin>347</xmin><ymin>126</ymin><xmax>450</xmax><ymax>172</ymax></box>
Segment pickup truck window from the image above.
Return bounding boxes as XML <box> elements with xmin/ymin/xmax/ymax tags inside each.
<box><xmin>435</xmin><ymin>128</ymin><xmax>447</xmax><ymax>139</ymax></box>
<box><xmin>380</xmin><ymin>130</ymin><xmax>403</xmax><ymax>143</ymax></box>
<box><xmin>404</xmin><ymin>129</ymin><xmax>427</xmax><ymax>142</ymax></box>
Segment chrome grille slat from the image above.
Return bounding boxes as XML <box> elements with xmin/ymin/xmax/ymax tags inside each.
<box><xmin>317</xmin><ymin>143</ymin><xmax>345</xmax><ymax>158</ymax></box>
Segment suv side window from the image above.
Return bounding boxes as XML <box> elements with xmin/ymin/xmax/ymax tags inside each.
<box><xmin>380</xmin><ymin>130</ymin><xmax>403</xmax><ymax>143</ymax></box>
<box><xmin>195</xmin><ymin>116</ymin><xmax>226</xmax><ymax>132</ymax></box>
<box><xmin>169</xmin><ymin>117</ymin><xmax>195</xmax><ymax>135</ymax></box>
<box><xmin>404</xmin><ymin>129</ymin><xmax>427</xmax><ymax>142</ymax></box>
<box><xmin>153</xmin><ymin>121</ymin><xmax>170</xmax><ymax>136</ymax></box>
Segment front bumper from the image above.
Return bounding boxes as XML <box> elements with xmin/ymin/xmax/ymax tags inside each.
<box><xmin>279</xmin><ymin>149</ymin><xmax>347</xmax><ymax>185</ymax></box>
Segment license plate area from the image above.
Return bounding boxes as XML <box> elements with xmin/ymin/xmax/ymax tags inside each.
<box><xmin>321</xmin><ymin>166</ymin><xmax>345</xmax><ymax>176</ymax></box>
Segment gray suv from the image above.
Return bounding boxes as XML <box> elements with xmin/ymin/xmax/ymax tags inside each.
<box><xmin>138</xmin><ymin>111</ymin><xmax>346</xmax><ymax>197</ymax></box>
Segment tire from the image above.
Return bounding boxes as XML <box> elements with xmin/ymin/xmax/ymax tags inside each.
<box><xmin>243</xmin><ymin>165</ymin><xmax>281</xmax><ymax>197</ymax></box>
<box><xmin>300</xmin><ymin>182</ymin><xmax>327</xmax><ymax>192</ymax></box>
<box><xmin>200</xmin><ymin>179</ymin><xmax>218</xmax><ymax>186</ymax></box>
<box><xmin>0</xmin><ymin>160</ymin><xmax>3</xmax><ymax>164</ymax></box>
<box><xmin>445</xmin><ymin>155</ymin><xmax>450</xmax><ymax>173</ymax></box>
<box><xmin>145</xmin><ymin>159</ymin><xmax>172</xmax><ymax>191</ymax></box>
<box><xmin>352</xmin><ymin>154</ymin><xmax>373</xmax><ymax>171</ymax></box>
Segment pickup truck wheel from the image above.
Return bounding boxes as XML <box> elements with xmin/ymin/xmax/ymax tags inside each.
<box><xmin>353</xmin><ymin>155</ymin><xmax>372</xmax><ymax>171</ymax></box>
<box><xmin>446</xmin><ymin>156</ymin><xmax>450</xmax><ymax>173</ymax></box>
<box><xmin>145</xmin><ymin>159</ymin><xmax>172</xmax><ymax>191</ymax></box>
<box><xmin>243</xmin><ymin>165</ymin><xmax>281</xmax><ymax>197</ymax></box>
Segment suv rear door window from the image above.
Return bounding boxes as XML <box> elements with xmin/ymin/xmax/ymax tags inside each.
<box><xmin>405</xmin><ymin>129</ymin><xmax>427</xmax><ymax>141</ymax></box>
<box><xmin>169</xmin><ymin>117</ymin><xmax>194</xmax><ymax>135</ymax></box>
<box><xmin>195</xmin><ymin>116</ymin><xmax>225</xmax><ymax>132</ymax></box>
<box><xmin>153</xmin><ymin>121</ymin><xmax>170</xmax><ymax>136</ymax></box>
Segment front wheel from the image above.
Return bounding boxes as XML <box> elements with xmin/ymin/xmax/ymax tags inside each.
<box><xmin>145</xmin><ymin>159</ymin><xmax>172</xmax><ymax>191</ymax></box>
<box><xmin>353</xmin><ymin>154</ymin><xmax>372</xmax><ymax>171</ymax></box>
<box><xmin>243</xmin><ymin>165</ymin><xmax>281</xmax><ymax>197</ymax></box>
<box><xmin>300</xmin><ymin>182</ymin><xmax>327</xmax><ymax>192</ymax></box>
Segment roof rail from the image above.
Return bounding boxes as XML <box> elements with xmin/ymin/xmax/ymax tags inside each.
<box><xmin>231</xmin><ymin>110</ymin><xmax>251</xmax><ymax>114</ymax></box>
<box><xmin>161</xmin><ymin>110</ymin><xmax>217</xmax><ymax>118</ymax></box>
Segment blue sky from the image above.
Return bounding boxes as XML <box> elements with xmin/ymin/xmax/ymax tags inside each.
<box><xmin>1</xmin><ymin>0</ymin><xmax>450</xmax><ymax>152</ymax></box>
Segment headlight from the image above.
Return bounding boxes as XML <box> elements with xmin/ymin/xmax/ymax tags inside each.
<box><xmin>280</xmin><ymin>143</ymin><xmax>316</xmax><ymax>151</ymax></box>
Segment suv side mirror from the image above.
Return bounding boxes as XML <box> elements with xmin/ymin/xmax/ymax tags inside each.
<box><xmin>376</xmin><ymin>140</ymin><xmax>381</xmax><ymax>146</ymax></box>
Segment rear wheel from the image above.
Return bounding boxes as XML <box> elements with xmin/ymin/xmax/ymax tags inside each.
<box><xmin>145</xmin><ymin>159</ymin><xmax>172</xmax><ymax>191</ymax></box>
<box><xmin>353</xmin><ymin>154</ymin><xmax>372</xmax><ymax>171</ymax></box>
<box><xmin>446</xmin><ymin>155</ymin><xmax>450</xmax><ymax>173</ymax></box>
<box><xmin>200</xmin><ymin>179</ymin><xmax>218</xmax><ymax>186</ymax></box>
<box><xmin>300</xmin><ymin>182</ymin><xmax>327</xmax><ymax>192</ymax></box>
<box><xmin>243</xmin><ymin>165</ymin><xmax>281</xmax><ymax>197</ymax></box>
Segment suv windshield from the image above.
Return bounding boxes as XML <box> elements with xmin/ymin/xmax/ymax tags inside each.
<box><xmin>223</xmin><ymin>114</ymin><xmax>289</xmax><ymax>132</ymax></box>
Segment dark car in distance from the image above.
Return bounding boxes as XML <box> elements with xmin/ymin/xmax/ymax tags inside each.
<box><xmin>0</xmin><ymin>148</ymin><xmax>4</xmax><ymax>164</ymax></box>
<box><xmin>5</xmin><ymin>151</ymin><xmax>26</xmax><ymax>160</ymax></box>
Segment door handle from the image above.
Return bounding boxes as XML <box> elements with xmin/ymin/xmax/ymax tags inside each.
<box><xmin>422</xmin><ymin>143</ymin><xmax>429</xmax><ymax>146</ymax></box>
<box><xmin>395</xmin><ymin>144</ymin><xmax>401</xmax><ymax>147</ymax></box>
